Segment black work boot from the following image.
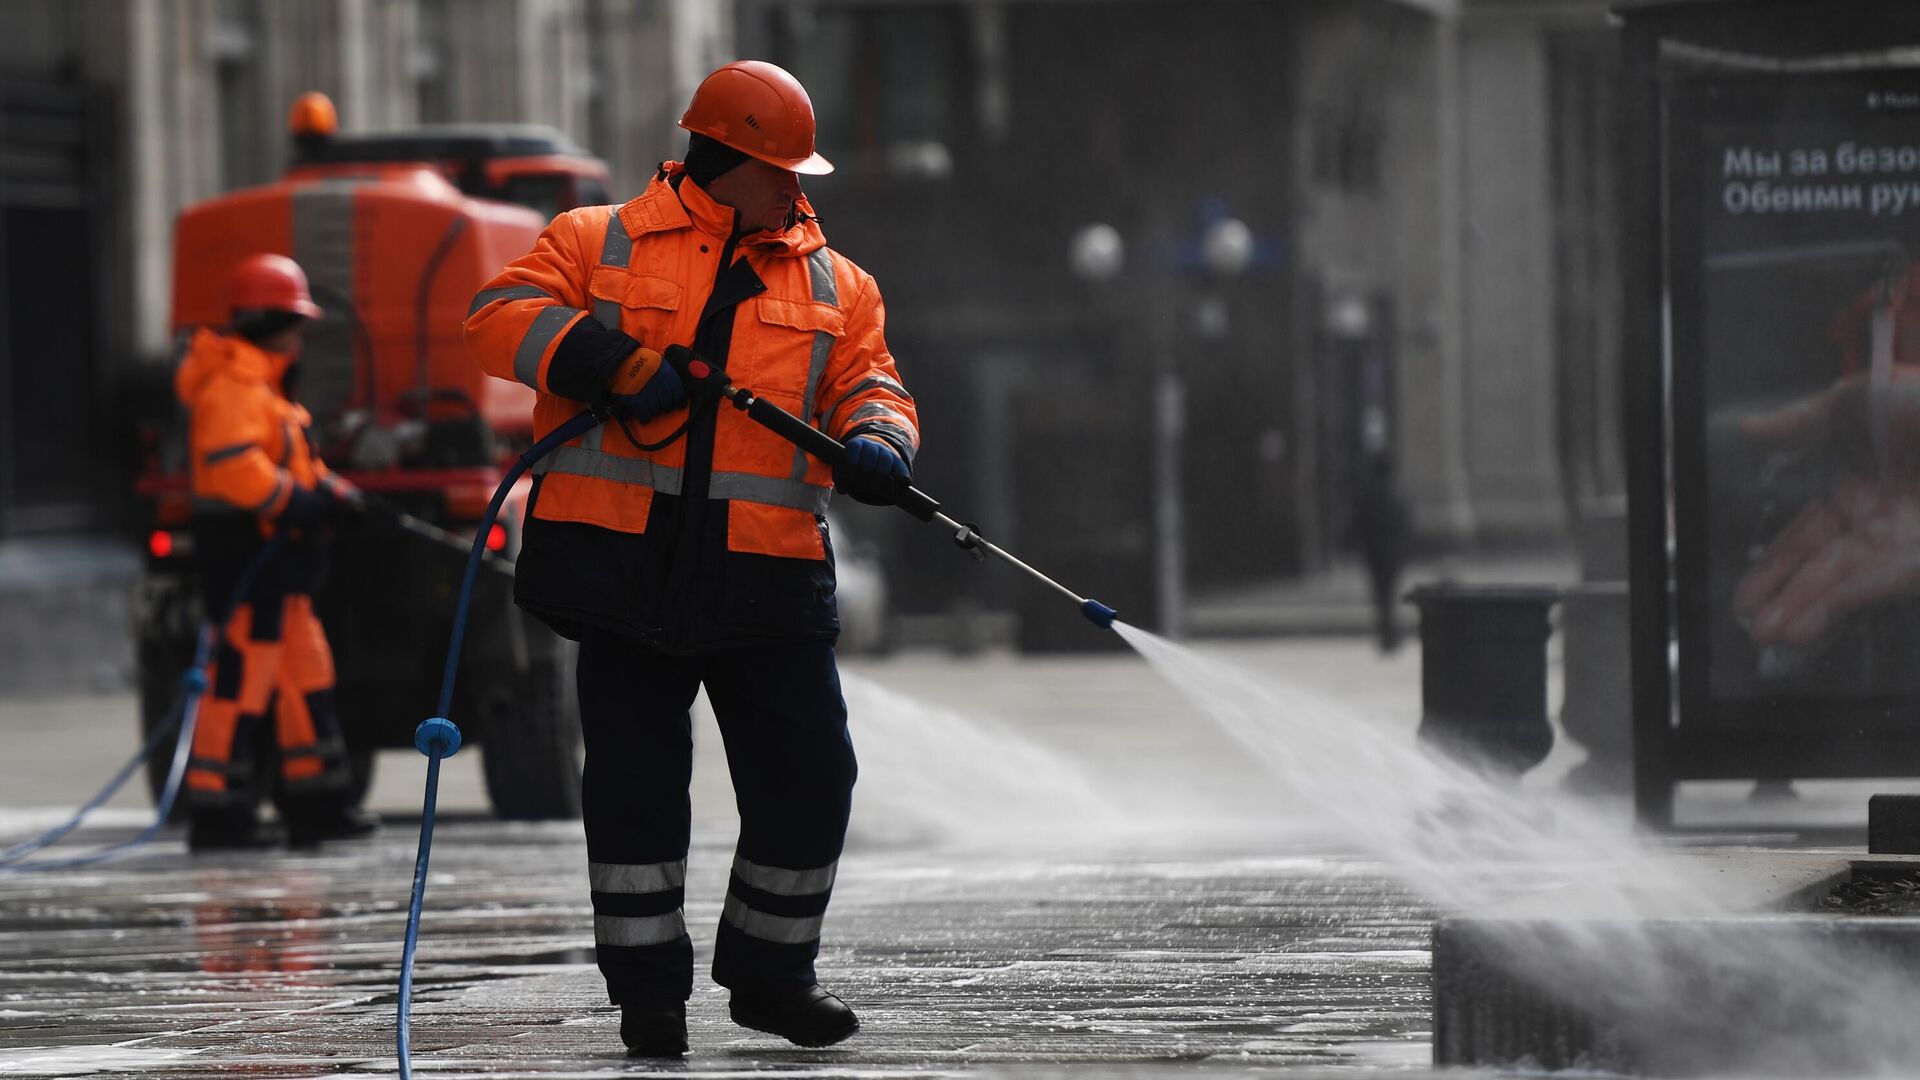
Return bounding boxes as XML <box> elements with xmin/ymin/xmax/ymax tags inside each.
<box><xmin>284</xmin><ymin>805</ymin><xmax>381</xmax><ymax>848</ymax></box>
<box><xmin>188</xmin><ymin>810</ymin><xmax>284</xmax><ymax>853</ymax></box>
<box><xmin>620</xmin><ymin>1002</ymin><xmax>688</xmax><ymax>1057</ymax></box>
<box><xmin>728</xmin><ymin>984</ymin><xmax>858</xmax><ymax>1047</ymax></box>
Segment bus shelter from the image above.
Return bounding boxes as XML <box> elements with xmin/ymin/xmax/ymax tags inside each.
<box><xmin>1621</xmin><ymin>0</ymin><xmax>1920</xmax><ymax>825</ymax></box>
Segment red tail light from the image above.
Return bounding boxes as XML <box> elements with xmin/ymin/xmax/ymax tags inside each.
<box><xmin>148</xmin><ymin>530</ymin><xmax>174</xmax><ymax>559</ymax></box>
<box><xmin>485</xmin><ymin>524</ymin><xmax>508</xmax><ymax>552</ymax></box>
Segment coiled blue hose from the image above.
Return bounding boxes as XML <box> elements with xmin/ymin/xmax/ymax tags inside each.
<box><xmin>0</xmin><ymin>539</ymin><xmax>283</xmax><ymax>873</ymax></box>
<box><xmin>397</xmin><ymin>409</ymin><xmax>596</xmax><ymax>1079</ymax></box>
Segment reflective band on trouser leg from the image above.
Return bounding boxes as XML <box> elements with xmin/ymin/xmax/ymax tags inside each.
<box><xmin>705</xmin><ymin>641</ymin><xmax>854</xmax><ymax>991</ymax></box>
<box><xmin>590</xmin><ymin>859</ymin><xmax>688</xmax><ymax>946</ymax></box>
<box><xmin>280</xmin><ymin>737</ymin><xmax>349</xmax><ymax>790</ymax></box>
<box><xmin>589</xmin><ymin>858</ymin><xmax>691</xmax><ymax>1003</ymax></box>
<box><xmin>185</xmin><ymin>755</ymin><xmax>250</xmax><ymax>799</ymax></box>
<box><xmin>185</xmin><ymin>696</ymin><xmax>241</xmax><ymax>797</ymax></box>
<box><xmin>733</xmin><ymin>855</ymin><xmax>838</xmax><ymax>895</ymax></box>
<box><xmin>721</xmin><ymin>856</ymin><xmax>839</xmax><ymax>946</ymax></box>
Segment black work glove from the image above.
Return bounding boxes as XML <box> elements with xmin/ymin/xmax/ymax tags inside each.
<box><xmin>834</xmin><ymin>436</ymin><xmax>910</xmax><ymax>506</ymax></box>
<box><xmin>610</xmin><ymin>361</ymin><xmax>688</xmax><ymax>423</ymax></box>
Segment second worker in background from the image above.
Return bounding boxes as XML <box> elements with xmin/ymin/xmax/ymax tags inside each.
<box><xmin>465</xmin><ymin>60</ymin><xmax>919</xmax><ymax>1057</ymax></box>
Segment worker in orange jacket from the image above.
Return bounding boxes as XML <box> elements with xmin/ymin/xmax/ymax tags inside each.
<box><xmin>466</xmin><ymin>61</ymin><xmax>918</xmax><ymax>1057</ymax></box>
<box><xmin>175</xmin><ymin>253</ymin><xmax>379</xmax><ymax>852</ymax></box>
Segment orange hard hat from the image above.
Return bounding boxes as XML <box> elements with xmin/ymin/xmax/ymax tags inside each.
<box><xmin>228</xmin><ymin>253</ymin><xmax>324</xmax><ymax>319</ymax></box>
<box><xmin>679</xmin><ymin>60</ymin><xmax>834</xmax><ymax>176</ymax></box>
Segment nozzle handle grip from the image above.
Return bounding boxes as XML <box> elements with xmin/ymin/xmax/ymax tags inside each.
<box><xmin>736</xmin><ymin>393</ymin><xmax>941</xmax><ymax>522</ymax></box>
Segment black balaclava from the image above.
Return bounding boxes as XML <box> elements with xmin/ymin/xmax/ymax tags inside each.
<box><xmin>232</xmin><ymin>308</ymin><xmax>306</xmax><ymax>346</ymax></box>
<box><xmin>683</xmin><ymin>132</ymin><xmax>749</xmax><ymax>188</ymax></box>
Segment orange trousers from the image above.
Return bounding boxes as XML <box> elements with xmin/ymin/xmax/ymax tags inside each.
<box><xmin>185</xmin><ymin>594</ymin><xmax>350</xmax><ymax>807</ymax></box>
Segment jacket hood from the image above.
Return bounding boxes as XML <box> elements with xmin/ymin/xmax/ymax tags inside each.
<box><xmin>647</xmin><ymin>161</ymin><xmax>826</xmax><ymax>258</ymax></box>
<box><xmin>174</xmin><ymin>327</ymin><xmax>290</xmax><ymax>406</ymax></box>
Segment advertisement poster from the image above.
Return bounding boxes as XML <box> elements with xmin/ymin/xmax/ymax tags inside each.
<box><xmin>1674</xmin><ymin>75</ymin><xmax>1920</xmax><ymax>732</ymax></box>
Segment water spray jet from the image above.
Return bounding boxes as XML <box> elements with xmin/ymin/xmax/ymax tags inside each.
<box><xmin>1112</xmin><ymin>626</ymin><xmax>1920</xmax><ymax>1077</ymax></box>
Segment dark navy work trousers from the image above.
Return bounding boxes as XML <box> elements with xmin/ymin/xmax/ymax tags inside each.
<box><xmin>575</xmin><ymin>632</ymin><xmax>857</xmax><ymax>1007</ymax></box>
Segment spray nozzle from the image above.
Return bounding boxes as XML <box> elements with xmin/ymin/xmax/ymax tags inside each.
<box><xmin>1080</xmin><ymin>599</ymin><xmax>1118</xmax><ymax>629</ymax></box>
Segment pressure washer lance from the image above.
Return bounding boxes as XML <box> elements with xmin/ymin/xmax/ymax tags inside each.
<box><xmin>345</xmin><ymin>490</ymin><xmax>515</xmax><ymax>577</ymax></box>
<box><xmin>676</xmin><ymin>352</ymin><xmax>1119</xmax><ymax>630</ymax></box>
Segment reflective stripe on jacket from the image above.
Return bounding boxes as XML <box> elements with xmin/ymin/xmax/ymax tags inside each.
<box><xmin>465</xmin><ymin>165</ymin><xmax>919</xmax><ymax>561</ymax></box>
<box><xmin>175</xmin><ymin>327</ymin><xmax>328</xmax><ymax>519</ymax></box>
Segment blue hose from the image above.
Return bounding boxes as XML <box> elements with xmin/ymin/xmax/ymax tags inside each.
<box><xmin>397</xmin><ymin>409</ymin><xmax>596</xmax><ymax>1080</ymax></box>
<box><xmin>0</xmin><ymin>539</ymin><xmax>282</xmax><ymax>873</ymax></box>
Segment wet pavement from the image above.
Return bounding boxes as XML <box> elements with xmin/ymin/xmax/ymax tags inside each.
<box><xmin>0</xmin><ymin>823</ymin><xmax>1439</xmax><ymax>1077</ymax></box>
<box><xmin>0</xmin><ymin>640</ymin><xmax>1474</xmax><ymax>1077</ymax></box>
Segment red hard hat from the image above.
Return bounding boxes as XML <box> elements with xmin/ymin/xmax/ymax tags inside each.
<box><xmin>679</xmin><ymin>60</ymin><xmax>834</xmax><ymax>176</ymax></box>
<box><xmin>228</xmin><ymin>253</ymin><xmax>323</xmax><ymax>319</ymax></box>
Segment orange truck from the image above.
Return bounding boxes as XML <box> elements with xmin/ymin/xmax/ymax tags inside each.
<box><xmin>133</xmin><ymin>95</ymin><xmax>607</xmax><ymax>819</ymax></box>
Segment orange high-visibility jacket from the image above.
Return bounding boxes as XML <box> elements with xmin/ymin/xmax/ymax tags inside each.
<box><xmin>175</xmin><ymin>327</ymin><xmax>329</xmax><ymax>518</ymax></box>
<box><xmin>465</xmin><ymin>166</ymin><xmax>919</xmax><ymax>562</ymax></box>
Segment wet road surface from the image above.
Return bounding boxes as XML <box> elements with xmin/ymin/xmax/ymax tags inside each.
<box><xmin>0</xmin><ymin>640</ymin><xmax>1477</xmax><ymax>1076</ymax></box>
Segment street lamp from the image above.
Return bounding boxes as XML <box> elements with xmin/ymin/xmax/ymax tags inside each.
<box><xmin>1068</xmin><ymin>222</ymin><xmax>1125</xmax><ymax>282</ymax></box>
<box><xmin>1069</xmin><ymin>213</ymin><xmax>1253</xmax><ymax>640</ymax></box>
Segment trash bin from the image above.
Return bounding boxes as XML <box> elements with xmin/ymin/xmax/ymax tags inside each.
<box><xmin>1407</xmin><ymin>584</ymin><xmax>1559</xmax><ymax>776</ymax></box>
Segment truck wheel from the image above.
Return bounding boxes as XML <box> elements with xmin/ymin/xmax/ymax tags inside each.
<box><xmin>136</xmin><ymin>580</ymin><xmax>204</xmax><ymax>819</ymax></box>
<box><xmin>137</xmin><ymin>639</ymin><xmax>200</xmax><ymax>819</ymax></box>
<box><xmin>479</xmin><ymin>633</ymin><xmax>582</xmax><ymax>820</ymax></box>
<box><xmin>348</xmin><ymin>744</ymin><xmax>376</xmax><ymax>807</ymax></box>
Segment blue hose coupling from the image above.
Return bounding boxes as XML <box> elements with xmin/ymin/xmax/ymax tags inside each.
<box><xmin>1081</xmin><ymin>599</ymin><xmax>1118</xmax><ymax>629</ymax></box>
<box><xmin>415</xmin><ymin>717</ymin><xmax>463</xmax><ymax>759</ymax></box>
<box><xmin>180</xmin><ymin>668</ymin><xmax>209</xmax><ymax>694</ymax></box>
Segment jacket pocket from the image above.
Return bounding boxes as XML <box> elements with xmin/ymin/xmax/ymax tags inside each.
<box><xmin>733</xmin><ymin>296</ymin><xmax>844</xmax><ymax>392</ymax></box>
<box><xmin>587</xmin><ymin>268</ymin><xmax>681</xmax><ymax>343</ymax></box>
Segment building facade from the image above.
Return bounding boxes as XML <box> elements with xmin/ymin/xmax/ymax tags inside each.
<box><xmin>0</xmin><ymin>0</ymin><xmax>725</xmax><ymax>535</ymax></box>
<box><xmin>0</xmin><ymin>0</ymin><xmax>1629</xmax><ymax>635</ymax></box>
<box><xmin>735</xmin><ymin>0</ymin><xmax>1627</xmax><ymax>630</ymax></box>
